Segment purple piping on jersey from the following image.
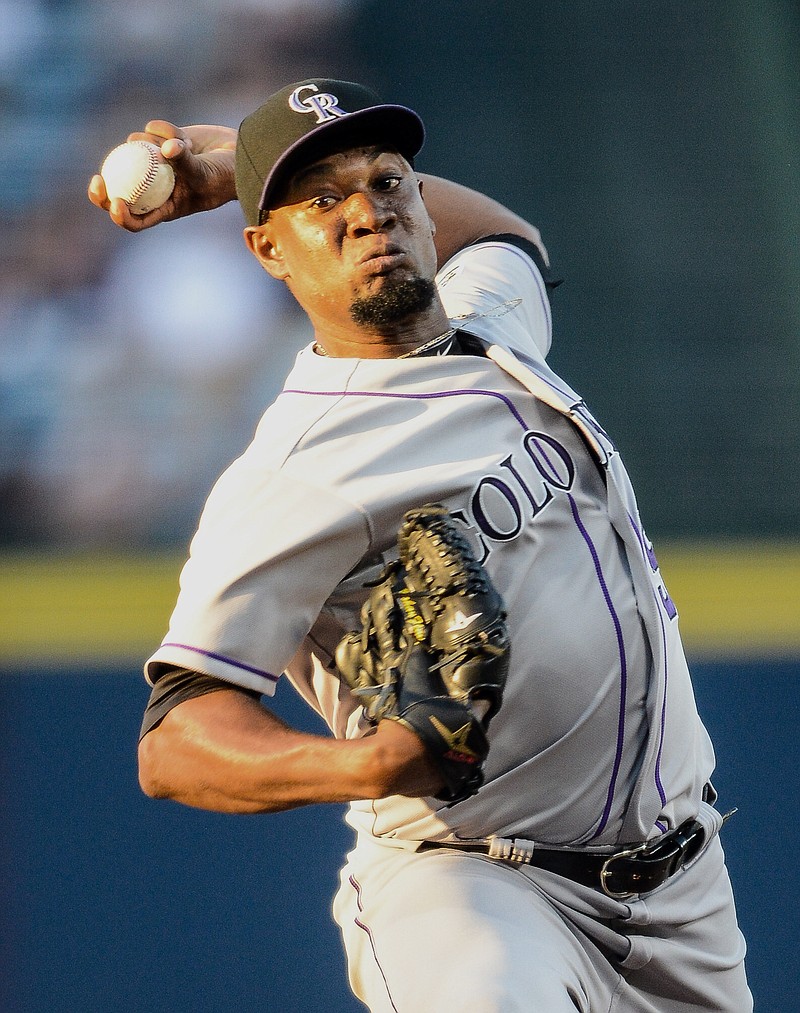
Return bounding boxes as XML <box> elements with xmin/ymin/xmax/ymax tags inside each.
<box><xmin>348</xmin><ymin>875</ymin><xmax>399</xmax><ymax>1012</ymax></box>
<box><xmin>159</xmin><ymin>643</ymin><xmax>280</xmax><ymax>684</ymax></box>
<box><xmin>651</xmin><ymin>606</ymin><xmax>669</xmax><ymax>807</ymax></box>
<box><xmin>626</xmin><ymin>514</ymin><xmax>669</xmax><ymax>809</ymax></box>
<box><xmin>282</xmin><ymin>387</ymin><xmax>531</xmax><ymax>431</ymax></box>
<box><xmin>567</xmin><ymin>493</ymin><xmax>628</xmax><ymax>841</ymax></box>
<box><xmin>285</xmin><ymin>382</ymin><xmax>637</xmax><ymax>834</ymax></box>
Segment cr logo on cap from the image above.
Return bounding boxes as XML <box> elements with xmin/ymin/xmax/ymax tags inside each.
<box><xmin>289</xmin><ymin>84</ymin><xmax>349</xmax><ymax>124</ymax></box>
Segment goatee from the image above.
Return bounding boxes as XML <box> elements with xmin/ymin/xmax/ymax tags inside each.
<box><xmin>350</xmin><ymin>277</ymin><xmax>436</xmax><ymax>328</ymax></box>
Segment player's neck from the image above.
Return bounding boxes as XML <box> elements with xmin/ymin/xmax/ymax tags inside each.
<box><xmin>311</xmin><ymin>304</ymin><xmax>453</xmax><ymax>360</ymax></box>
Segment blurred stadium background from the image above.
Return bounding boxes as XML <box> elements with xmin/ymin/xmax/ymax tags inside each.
<box><xmin>2</xmin><ymin>0</ymin><xmax>798</xmax><ymax>1009</ymax></box>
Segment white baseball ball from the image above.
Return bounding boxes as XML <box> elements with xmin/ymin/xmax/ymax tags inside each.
<box><xmin>100</xmin><ymin>140</ymin><xmax>175</xmax><ymax>215</ymax></box>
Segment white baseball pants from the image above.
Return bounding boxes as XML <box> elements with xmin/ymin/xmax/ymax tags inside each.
<box><xmin>333</xmin><ymin>820</ymin><xmax>751</xmax><ymax>1012</ymax></box>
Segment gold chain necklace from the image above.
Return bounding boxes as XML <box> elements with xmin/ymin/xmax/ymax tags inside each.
<box><xmin>313</xmin><ymin>328</ymin><xmax>458</xmax><ymax>359</ymax></box>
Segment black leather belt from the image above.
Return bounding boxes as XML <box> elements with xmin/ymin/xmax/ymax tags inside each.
<box><xmin>418</xmin><ymin>817</ymin><xmax>709</xmax><ymax>899</ymax></box>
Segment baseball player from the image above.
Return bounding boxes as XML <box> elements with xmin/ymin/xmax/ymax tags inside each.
<box><xmin>89</xmin><ymin>79</ymin><xmax>752</xmax><ymax>1011</ymax></box>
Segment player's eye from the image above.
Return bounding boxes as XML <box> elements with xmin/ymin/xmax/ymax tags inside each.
<box><xmin>310</xmin><ymin>194</ymin><xmax>338</xmax><ymax>210</ymax></box>
<box><xmin>375</xmin><ymin>175</ymin><xmax>402</xmax><ymax>193</ymax></box>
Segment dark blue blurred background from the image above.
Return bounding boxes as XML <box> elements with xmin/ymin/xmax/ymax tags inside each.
<box><xmin>2</xmin><ymin>660</ymin><xmax>797</xmax><ymax>1011</ymax></box>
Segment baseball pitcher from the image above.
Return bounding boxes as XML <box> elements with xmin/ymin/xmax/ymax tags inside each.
<box><xmin>89</xmin><ymin>79</ymin><xmax>752</xmax><ymax>1012</ymax></box>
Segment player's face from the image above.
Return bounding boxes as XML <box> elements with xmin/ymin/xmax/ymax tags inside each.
<box><xmin>247</xmin><ymin>147</ymin><xmax>439</xmax><ymax>335</ymax></box>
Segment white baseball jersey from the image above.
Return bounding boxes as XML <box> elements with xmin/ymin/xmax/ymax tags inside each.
<box><xmin>146</xmin><ymin>238</ymin><xmax>715</xmax><ymax>849</ymax></box>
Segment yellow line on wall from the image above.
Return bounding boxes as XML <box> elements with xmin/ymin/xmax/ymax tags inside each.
<box><xmin>0</xmin><ymin>541</ymin><xmax>798</xmax><ymax>666</ymax></box>
<box><xmin>658</xmin><ymin>540</ymin><xmax>800</xmax><ymax>658</ymax></box>
<box><xmin>1</xmin><ymin>552</ymin><xmax>183</xmax><ymax>666</ymax></box>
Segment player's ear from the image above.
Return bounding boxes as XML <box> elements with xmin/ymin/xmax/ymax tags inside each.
<box><xmin>417</xmin><ymin>178</ymin><xmax>436</xmax><ymax>239</ymax></box>
<box><xmin>243</xmin><ymin>224</ymin><xmax>289</xmax><ymax>280</ymax></box>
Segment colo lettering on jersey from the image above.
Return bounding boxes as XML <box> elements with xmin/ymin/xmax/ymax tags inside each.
<box><xmin>453</xmin><ymin>429</ymin><xmax>576</xmax><ymax>562</ymax></box>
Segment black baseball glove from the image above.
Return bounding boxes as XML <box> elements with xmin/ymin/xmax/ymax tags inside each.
<box><xmin>335</xmin><ymin>504</ymin><xmax>510</xmax><ymax>804</ymax></box>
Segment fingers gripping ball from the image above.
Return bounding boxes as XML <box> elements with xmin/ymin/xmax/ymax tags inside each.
<box><xmin>100</xmin><ymin>140</ymin><xmax>175</xmax><ymax>215</ymax></box>
<box><xmin>335</xmin><ymin>504</ymin><xmax>510</xmax><ymax>804</ymax></box>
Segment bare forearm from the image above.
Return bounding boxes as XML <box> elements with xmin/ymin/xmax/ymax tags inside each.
<box><xmin>418</xmin><ymin>173</ymin><xmax>549</xmax><ymax>269</ymax></box>
<box><xmin>138</xmin><ymin>690</ymin><xmax>442</xmax><ymax>813</ymax></box>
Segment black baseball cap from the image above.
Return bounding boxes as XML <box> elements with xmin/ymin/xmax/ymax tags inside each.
<box><xmin>235</xmin><ymin>79</ymin><xmax>426</xmax><ymax>225</ymax></box>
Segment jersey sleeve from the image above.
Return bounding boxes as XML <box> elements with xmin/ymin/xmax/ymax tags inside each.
<box><xmin>435</xmin><ymin>236</ymin><xmax>554</xmax><ymax>363</ymax></box>
<box><xmin>145</xmin><ymin>450</ymin><xmax>370</xmax><ymax>696</ymax></box>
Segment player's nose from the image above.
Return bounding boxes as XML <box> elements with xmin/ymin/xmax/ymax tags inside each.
<box><xmin>342</xmin><ymin>191</ymin><xmax>396</xmax><ymax>235</ymax></box>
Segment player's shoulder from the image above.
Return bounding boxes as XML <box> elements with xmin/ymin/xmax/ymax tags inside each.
<box><xmin>436</xmin><ymin>234</ymin><xmax>558</xmax><ymax>361</ymax></box>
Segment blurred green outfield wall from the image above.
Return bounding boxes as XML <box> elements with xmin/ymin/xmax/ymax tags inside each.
<box><xmin>351</xmin><ymin>0</ymin><xmax>800</xmax><ymax>539</ymax></box>
<box><xmin>2</xmin><ymin>1</ymin><xmax>797</xmax><ymax>550</ymax></box>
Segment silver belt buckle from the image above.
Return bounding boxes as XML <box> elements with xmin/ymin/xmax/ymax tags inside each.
<box><xmin>599</xmin><ymin>840</ymin><xmax>650</xmax><ymax>899</ymax></box>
